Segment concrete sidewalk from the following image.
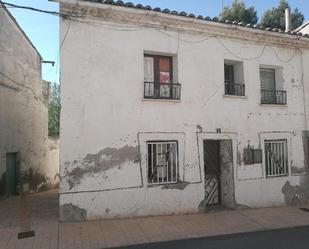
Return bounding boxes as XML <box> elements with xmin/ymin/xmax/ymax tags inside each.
<box><xmin>1</xmin><ymin>190</ymin><xmax>309</xmax><ymax>249</ymax></box>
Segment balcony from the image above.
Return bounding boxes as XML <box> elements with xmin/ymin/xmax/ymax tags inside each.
<box><xmin>144</xmin><ymin>82</ymin><xmax>181</xmax><ymax>100</ymax></box>
<box><xmin>261</xmin><ymin>90</ymin><xmax>287</xmax><ymax>105</ymax></box>
<box><xmin>225</xmin><ymin>83</ymin><xmax>245</xmax><ymax>96</ymax></box>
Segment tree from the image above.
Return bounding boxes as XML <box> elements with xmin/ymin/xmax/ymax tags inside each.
<box><xmin>260</xmin><ymin>0</ymin><xmax>304</xmax><ymax>30</ymax></box>
<box><xmin>220</xmin><ymin>0</ymin><xmax>258</xmax><ymax>24</ymax></box>
<box><xmin>48</xmin><ymin>82</ymin><xmax>60</xmax><ymax>138</ymax></box>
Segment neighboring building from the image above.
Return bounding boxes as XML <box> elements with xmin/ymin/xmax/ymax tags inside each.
<box><xmin>57</xmin><ymin>0</ymin><xmax>309</xmax><ymax>221</ymax></box>
<box><xmin>0</xmin><ymin>4</ymin><xmax>59</xmax><ymax>195</ymax></box>
<box><xmin>295</xmin><ymin>21</ymin><xmax>309</xmax><ymax>35</ymax></box>
<box><xmin>296</xmin><ymin>21</ymin><xmax>309</xmax><ymax>176</ymax></box>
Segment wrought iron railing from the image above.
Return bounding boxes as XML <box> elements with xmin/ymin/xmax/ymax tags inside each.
<box><xmin>261</xmin><ymin>89</ymin><xmax>287</xmax><ymax>105</ymax></box>
<box><xmin>144</xmin><ymin>82</ymin><xmax>181</xmax><ymax>100</ymax></box>
<box><xmin>225</xmin><ymin>83</ymin><xmax>245</xmax><ymax>96</ymax></box>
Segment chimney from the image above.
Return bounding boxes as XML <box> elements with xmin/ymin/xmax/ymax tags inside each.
<box><xmin>285</xmin><ymin>8</ymin><xmax>291</xmax><ymax>32</ymax></box>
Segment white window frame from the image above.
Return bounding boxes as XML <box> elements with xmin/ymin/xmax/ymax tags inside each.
<box><xmin>147</xmin><ymin>141</ymin><xmax>179</xmax><ymax>185</ymax></box>
<box><xmin>264</xmin><ymin>139</ymin><xmax>289</xmax><ymax>178</ymax></box>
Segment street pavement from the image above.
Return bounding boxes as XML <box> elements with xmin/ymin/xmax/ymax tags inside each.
<box><xmin>1</xmin><ymin>190</ymin><xmax>309</xmax><ymax>249</ymax></box>
<box><xmin>113</xmin><ymin>226</ymin><xmax>309</xmax><ymax>249</ymax></box>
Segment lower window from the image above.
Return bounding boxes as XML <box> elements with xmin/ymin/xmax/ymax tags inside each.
<box><xmin>265</xmin><ymin>139</ymin><xmax>288</xmax><ymax>177</ymax></box>
<box><xmin>147</xmin><ymin>141</ymin><xmax>178</xmax><ymax>185</ymax></box>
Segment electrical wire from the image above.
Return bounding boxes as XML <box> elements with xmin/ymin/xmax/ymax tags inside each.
<box><xmin>1</xmin><ymin>0</ymin><xmax>301</xmax><ymax>72</ymax></box>
<box><xmin>0</xmin><ymin>1</ymin><xmax>75</xmax><ymax>18</ymax></box>
<box><xmin>0</xmin><ymin>71</ymin><xmax>45</xmax><ymax>103</ymax></box>
<box><xmin>43</xmin><ymin>18</ymin><xmax>72</xmax><ymax>78</ymax></box>
<box><xmin>157</xmin><ymin>28</ymin><xmax>214</xmax><ymax>44</ymax></box>
<box><xmin>217</xmin><ymin>38</ymin><xmax>267</xmax><ymax>61</ymax></box>
<box><xmin>272</xmin><ymin>47</ymin><xmax>297</xmax><ymax>63</ymax></box>
<box><xmin>56</xmin><ymin>19</ymin><xmax>72</xmax><ymax>75</ymax></box>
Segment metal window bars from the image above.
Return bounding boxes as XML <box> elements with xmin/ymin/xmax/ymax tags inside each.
<box><xmin>144</xmin><ymin>82</ymin><xmax>181</xmax><ymax>100</ymax></box>
<box><xmin>265</xmin><ymin>140</ymin><xmax>288</xmax><ymax>177</ymax></box>
<box><xmin>147</xmin><ymin>141</ymin><xmax>178</xmax><ymax>185</ymax></box>
<box><xmin>261</xmin><ymin>90</ymin><xmax>287</xmax><ymax>105</ymax></box>
<box><xmin>224</xmin><ymin>83</ymin><xmax>245</xmax><ymax>96</ymax></box>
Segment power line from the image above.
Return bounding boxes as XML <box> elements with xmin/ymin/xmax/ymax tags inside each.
<box><xmin>217</xmin><ymin>38</ymin><xmax>267</xmax><ymax>61</ymax></box>
<box><xmin>0</xmin><ymin>71</ymin><xmax>46</xmax><ymax>103</ymax></box>
<box><xmin>0</xmin><ymin>1</ymin><xmax>69</xmax><ymax>18</ymax></box>
<box><xmin>1</xmin><ymin>0</ymin><xmax>299</xmax><ymax>65</ymax></box>
<box><xmin>272</xmin><ymin>47</ymin><xmax>297</xmax><ymax>63</ymax></box>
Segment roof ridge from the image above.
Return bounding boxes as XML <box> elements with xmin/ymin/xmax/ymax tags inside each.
<box><xmin>80</xmin><ymin>0</ymin><xmax>309</xmax><ymax>39</ymax></box>
<box><xmin>0</xmin><ymin>2</ymin><xmax>42</xmax><ymax>59</ymax></box>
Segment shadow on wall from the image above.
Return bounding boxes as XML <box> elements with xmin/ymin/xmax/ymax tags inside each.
<box><xmin>21</xmin><ymin>168</ymin><xmax>59</xmax><ymax>193</ymax></box>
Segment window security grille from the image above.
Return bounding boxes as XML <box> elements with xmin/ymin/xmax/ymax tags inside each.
<box><xmin>147</xmin><ymin>141</ymin><xmax>178</xmax><ymax>184</ymax></box>
<box><xmin>265</xmin><ymin>139</ymin><xmax>288</xmax><ymax>177</ymax></box>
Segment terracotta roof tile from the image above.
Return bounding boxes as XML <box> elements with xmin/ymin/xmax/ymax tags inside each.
<box><xmin>84</xmin><ymin>0</ymin><xmax>308</xmax><ymax>39</ymax></box>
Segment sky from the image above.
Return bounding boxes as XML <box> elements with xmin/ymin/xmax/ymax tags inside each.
<box><xmin>4</xmin><ymin>0</ymin><xmax>309</xmax><ymax>84</ymax></box>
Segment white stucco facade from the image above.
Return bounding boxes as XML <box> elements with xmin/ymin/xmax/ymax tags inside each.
<box><xmin>57</xmin><ymin>0</ymin><xmax>309</xmax><ymax>221</ymax></box>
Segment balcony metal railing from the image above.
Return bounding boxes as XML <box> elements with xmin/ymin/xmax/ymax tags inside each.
<box><xmin>144</xmin><ymin>82</ymin><xmax>181</xmax><ymax>100</ymax></box>
<box><xmin>261</xmin><ymin>89</ymin><xmax>287</xmax><ymax>105</ymax></box>
<box><xmin>224</xmin><ymin>83</ymin><xmax>245</xmax><ymax>96</ymax></box>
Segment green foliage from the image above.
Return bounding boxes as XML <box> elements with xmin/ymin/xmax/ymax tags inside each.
<box><xmin>221</xmin><ymin>0</ymin><xmax>258</xmax><ymax>24</ymax></box>
<box><xmin>260</xmin><ymin>0</ymin><xmax>304</xmax><ymax>30</ymax></box>
<box><xmin>48</xmin><ymin>82</ymin><xmax>60</xmax><ymax>138</ymax></box>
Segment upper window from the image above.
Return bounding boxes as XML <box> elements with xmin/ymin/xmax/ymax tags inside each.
<box><xmin>265</xmin><ymin>139</ymin><xmax>288</xmax><ymax>177</ymax></box>
<box><xmin>147</xmin><ymin>141</ymin><xmax>178</xmax><ymax>185</ymax></box>
<box><xmin>224</xmin><ymin>60</ymin><xmax>245</xmax><ymax>96</ymax></box>
<box><xmin>144</xmin><ymin>54</ymin><xmax>181</xmax><ymax>100</ymax></box>
<box><xmin>260</xmin><ymin>68</ymin><xmax>286</xmax><ymax>105</ymax></box>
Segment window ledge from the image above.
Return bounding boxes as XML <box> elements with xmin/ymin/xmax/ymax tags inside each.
<box><xmin>148</xmin><ymin>182</ymin><xmax>178</xmax><ymax>188</ymax></box>
<box><xmin>260</xmin><ymin>104</ymin><xmax>288</xmax><ymax>107</ymax></box>
<box><xmin>223</xmin><ymin>94</ymin><xmax>248</xmax><ymax>99</ymax></box>
<box><xmin>142</xmin><ymin>98</ymin><xmax>181</xmax><ymax>103</ymax></box>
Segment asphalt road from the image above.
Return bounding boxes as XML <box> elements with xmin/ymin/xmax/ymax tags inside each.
<box><xmin>113</xmin><ymin>226</ymin><xmax>309</xmax><ymax>249</ymax></box>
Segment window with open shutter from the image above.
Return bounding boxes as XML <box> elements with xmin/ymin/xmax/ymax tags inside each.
<box><xmin>144</xmin><ymin>57</ymin><xmax>154</xmax><ymax>82</ymax></box>
<box><xmin>143</xmin><ymin>54</ymin><xmax>181</xmax><ymax>100</ymax></box>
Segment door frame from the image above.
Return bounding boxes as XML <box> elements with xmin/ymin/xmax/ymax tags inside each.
<box><xmin>197</xmin><ymin>132</ymin><xmax>237</xmax><ymax>208</ymax></box>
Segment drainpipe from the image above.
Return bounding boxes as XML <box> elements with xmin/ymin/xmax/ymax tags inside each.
<box><xmin>285</xmin><ymin>8</ymin><xmax>291</xmax><ymax>32</ymax></box>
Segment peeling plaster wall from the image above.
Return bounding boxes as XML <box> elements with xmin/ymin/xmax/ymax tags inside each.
<box><xmin>59</xmin><ymin>2</ymin><xmax>309</xmax><ymax>220</ymax></box>
<box><xmin>0</xmin><ymin>7</ymin><xmax>59</xmax><ymax>194</ymax></box>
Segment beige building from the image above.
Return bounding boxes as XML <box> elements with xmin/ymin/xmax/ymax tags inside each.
<box><xmin>0</xmin><ymin>4</ymin><xmax>59</xmax><ymax>196</ymax></box>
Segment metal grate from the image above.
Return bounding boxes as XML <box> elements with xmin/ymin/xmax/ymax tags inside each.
<box><xmin>144</xmin><ymin>82</ymin><xmax>181</xmax><ymax>100</ymax></box>
<box><xmin>265</xmin><ymin>139</ymin><xmax>288</xmax><ymax>177</ymax></box>
<box><xmin>147</xmin><ymin>141</ymin><xmax>178</xmax><ymax>185</ymax></box>
<box><xmin>261</xmin><ymin>90</ymin><xmax>287</xmax><ymax>105</ymax></box>
<box><xmin>225</xmin><ymin>83</ymin><xmax>245</xmax><ymax>96</ymax></box>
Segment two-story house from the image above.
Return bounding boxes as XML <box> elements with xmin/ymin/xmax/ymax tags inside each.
<box><xmin>296</xmin><ymin>22</ymin><xmax>309</xmax><ymax>178</ymax></box>
<box><xmin>55</xmin><ymin>0</ymin><xmax>309</xmax><ymax>221</ymax></box>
